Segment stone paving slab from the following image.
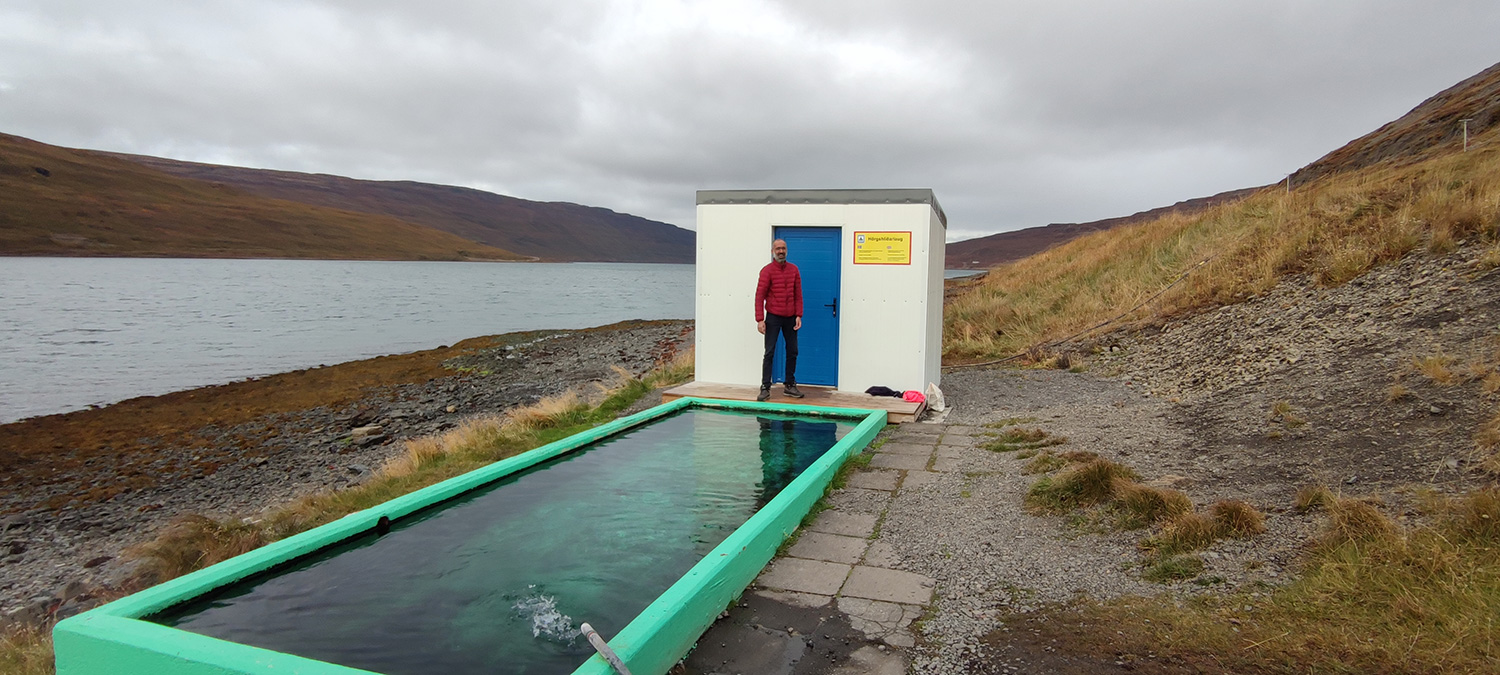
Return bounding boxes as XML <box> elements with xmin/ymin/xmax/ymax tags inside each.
<box><xmin>759</xmin><ymin>558</ymin><xmax>851</xmax><ymax>596</ymax></box>
<box><xmin>875</xmin><ymin>442</ymin><xmax>936</xmax><ymax>456</ymax></box>
<box><xmin>845</xmin><ymin>470</ymin><xmax>900</xmax><ymax>491</ymax></box>
<box><xmin>931</xmin><ymin>455</ymin><xmax>963</xmax><ymax>472</ymax></box>
<box><xmin>787</xmin><ymin>531</ymin><xmax>870</xmax><ymax>565</ymax></box>
<box><xmin>899</xmin><ymin>470</ymin><xmax>941</xmax><ymax>490</ymax></box>
<box><xmin>809</xmin><ymin>511</ymin><xmax>879</xmax><ymax>538</ymax></box>
<box><xmin>934</xmin><ymin>446</ymin><xmax>963</xmax><ymax>459</ymax></box>
<box><xmin>827</xmin><ymin>487</ymin><xmax>894</xmax><ymax>513</ymax></box>
<box><xmin>869</xmin><ymin>453</ymin><xmax>929</xmax><ymax>471</ymax></box>
<box><xmin>752</xmin><ymin>588</ymin><xmax>831</xmax><ymax>609</ymax></box>
<box><xmin>840</xmin><ymin>566</ymin><xmax>936</xmax><ymax>605</ymax></box>
<box><xmin>837</xmin><ymin>597</ymin><xmax>924</xmax><ymax>648</ymax></box>
<box><xmin>861</xmin><ymin>541</ymin><xmax>901</xmax><ymax>568</ymax></box>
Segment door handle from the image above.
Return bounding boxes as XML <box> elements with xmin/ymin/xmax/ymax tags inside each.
<box><xmin>825</xmin><ymin>297</ymin><xmax>838</xmax><ymax>317</ymax></box>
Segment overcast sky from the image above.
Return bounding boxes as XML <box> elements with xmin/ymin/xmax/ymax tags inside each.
<box><xmin>2</xmin><ymin>1</ymin><xmax>1498</xmax><ymax>241</ymax></box>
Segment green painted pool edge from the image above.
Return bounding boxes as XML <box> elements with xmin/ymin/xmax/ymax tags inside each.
<box><xmin>53</xmin><ymin>397</ymin><xmax>886</xmax><ymax>675</ymax></box>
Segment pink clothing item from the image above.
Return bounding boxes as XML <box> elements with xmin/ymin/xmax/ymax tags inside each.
<box><xmin>755</xmin><ymin>260</ymin><xmax>803</xmax><ymax>321</ymax></box>
<box><xmin>902</xmin><ymin>390</ymin><xmax>926</xmax><ymax>403</ymax></box>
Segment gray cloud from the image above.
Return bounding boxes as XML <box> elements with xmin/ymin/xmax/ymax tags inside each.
<box><xmin>2</xmin><ymin>1</ymin><xmax>1497</xmax><ymax>242</ymax></box>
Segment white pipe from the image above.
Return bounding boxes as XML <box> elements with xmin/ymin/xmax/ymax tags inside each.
<box><xmin>579</xmin><ymin>622</ymin><xmax>632</xmax><ymax>675</ymax></box>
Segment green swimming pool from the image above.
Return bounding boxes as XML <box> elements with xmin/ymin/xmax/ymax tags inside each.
<box><xmin>53</xmin><ymin>397</ymin><xmax>885</xmax><ymax>675</ymax></box>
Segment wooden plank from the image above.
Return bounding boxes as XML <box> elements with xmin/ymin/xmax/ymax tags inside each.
<box><xmin>661</xmin><ymin>381</ymin><xmax>925</xmax><ymax>423</ymax></box>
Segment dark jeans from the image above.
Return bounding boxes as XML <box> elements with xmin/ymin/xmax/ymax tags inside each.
<box><xmin>761</xmin><ymin>313</ymin><xmax>798</xmax><ymax>388</ymax></box>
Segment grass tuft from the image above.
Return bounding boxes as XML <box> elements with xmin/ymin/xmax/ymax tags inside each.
<box><xmin>981</xmin><ymin>427</ymin><xmax>1068</xmax><ymax>453</ymax></box>
<box><xmin>1324</xmin><ymin>497</ymin><xmax>1400</xmax><ymax>544</ymax></box>
<box><xmin>1210</xmin><ymin>499</ymin><xmax>1266</xmax><ymax>537</ymax></box>
<box><xmin>1141</xmin><ymin>554</ymin><xmax>1205</xmax><ymax>583</ymax></box>
<box><xmin>1025</xmin><ymin>459</ymin><xmax>1139</xmax><ymax>513</ymax></box>
<box><xmin>1295</xmin><ymin>484</ymin><xmax>1337</xmax><ymax>513</ymax></box>
<box><xmin>1020</xmin><ymin>450</ymin><xmax>1068</xmax><ymax>475</ymax></box>
<box><xmin>1115</xmin><ymin>482</ymin><xmax>1193</xmax><ymax>530</ymax></box>
<box><xmin>1412</xmin><ymin>352</ymin><xmax>1459</xmax><ymax>385</ymax></box>
<box><xmin>1144</xmin><ymin>512</ymin><xmax>1220</xmax><ymax>557</ymax></box>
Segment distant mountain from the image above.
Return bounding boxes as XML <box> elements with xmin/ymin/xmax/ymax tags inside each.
<box><xmin>0</xmin><ymin>133</ymin><xmax>525</xmax><ymax>261</ymax></box>
<box><xmin>946</xmin><ymin>187</ymin><xmax>1260</xmax><ymax>269</ymax></box>
<box><xmin>109</xmin><ymin>154</ymin><xmax>695</xmax><ymax>264</ymax></box>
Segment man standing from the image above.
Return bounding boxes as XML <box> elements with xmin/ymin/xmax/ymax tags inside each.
<box><xmin>755</xmin><ymin>238</ymin><xmax>804</xmax><ymax>401</ymax></box>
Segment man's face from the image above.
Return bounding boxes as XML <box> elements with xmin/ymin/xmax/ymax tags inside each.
<box><xmin>772</xmin><ymin>241</ymin><xmax>787</xmax><ymax>262</ymax></box>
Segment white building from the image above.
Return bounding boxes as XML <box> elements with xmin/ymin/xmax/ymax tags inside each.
<box><xmin>693</xmin><ymin>188</ymin><xmax>946</xmax><ymax>395</ymax></box>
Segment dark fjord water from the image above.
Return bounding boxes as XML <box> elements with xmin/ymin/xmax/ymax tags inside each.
<box><xmin>0</xmin><ymin>258</ymin><xmax>693</xmax><ymax>423</ymax></box>
<box><xmin>153</xmin><ymin>408</ymin><xmax>854</xmax><ymax>675</ymax></box>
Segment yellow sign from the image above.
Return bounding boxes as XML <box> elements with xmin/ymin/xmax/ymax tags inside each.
<box><xmin>853</xmin><ymin>231</ymin><xmax>912</xmax><ymax>265</ymax></box>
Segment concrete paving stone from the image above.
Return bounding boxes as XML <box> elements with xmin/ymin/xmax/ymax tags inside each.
<box><xmin>888</xmin><ymin>433</ymin><xmax>941</xmax><ymax>445</ymax></box>
<box><xmin>758</xmin><ymin>558</ymin><xmax>852</xmax><ymax>596</ymax></box>
<box><xmin>845</xmin><ymin>469</ymin><xmax>899</xmax><ymax>491</ymax></box>
<box><xmin>869</xmin><ymin>452</ymin><xmax>929</xmax><ymax>471</ymax></box>
<box><xmin>837</xmin><ymin>597</ymin><xmax>924</xmax><ymax>648</ymax></box>
<box><xmin>830</xmin><ymin>645</ymin><xmax>908</xmax><ymax>675</ymax></box>
<box><xmin>944</xmin><ymin>424</ymin><xmax>980</xmax><ymax>435</ymax></box>
<box><xmin>826</xmin><ymin>487</ymin><xmax>893</xmax><ymax>513</ymax></box>
<box><xmin>931</xmin><ymin>455</ymin><xmax>962</xmax><ymax>472</ymax></box>
<box><xmin>876</xmin><ymin>442</ymin><xmax>936</xmax><ymax>456</ymax></box>
<box><xmin>751</xmin><ymin>588</ymin><xmax>831</xmax><ymax>609</ymax></box>
<box><xmin>809</xmin><ymin>511</ymin><xmax>878</xmax><ymax>538</ymax></box>
<box><xmin>787</xmin><ymin>531</ymin><xmax>870</xmax><ymax>565</ymax></box>
<box><xmin>899</xmin><ymin>470</ymin><xmax>941</xmax><ymax>490</ymax></box>
<box><xmin>840</xmin><ymin>566</ymin><xmax>936</xmax><ymax>605</ymax></box>
<box><xmin>861</xmin><ymin>541</ymin><xmax>901</xmax><ymax>568</ymax></box>
<box><xmin>934</xmin><ymin>446</ymin><xmax>963</xmax><ymax>459</ymax></box>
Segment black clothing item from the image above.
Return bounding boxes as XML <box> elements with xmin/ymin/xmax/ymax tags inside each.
<box><xmin>757</xmin><ymin>387</ymin><xmax>770</xmax><ymax>402</ymax></box>
<box><xmin>761</xmin><ymin>312</ymin><xmax>798</xmax><ymax>388</ymax></box>
<box><xmin>865</xmin><ymin>386</ymin><xmax>902</xmax><ymax>397</ymax></box>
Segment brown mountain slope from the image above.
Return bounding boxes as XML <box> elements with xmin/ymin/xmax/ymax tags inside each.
<box><xmin>0</xmin><ymin>133</ymin><xmax>526</xmax><ymax>261</ymax></box>
<box><xmin>946</xmin><ymin>187</ymin><xmax>1259</xmax><ymax>269</ymax></box>
<box><xmin>110</xmin><ymin>154</ymin><xmax>696</xmax><ymax>264</ymax></box>
<box><xmin>1293</xmin><ymin>60</ymin><xmax>1500</xmax><ymax>184</ymax></box>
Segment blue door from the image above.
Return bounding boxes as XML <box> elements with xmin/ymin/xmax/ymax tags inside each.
<box><xmin>772</xmin><ymin>227</ymin><xmax>840</xmax><ymax>386</ymax></box>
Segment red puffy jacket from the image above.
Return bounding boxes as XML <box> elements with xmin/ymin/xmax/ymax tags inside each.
<box><xmin>755</xmin><ymin>261</ymin><xmax>803</xmax><ymax>321</ymax></box>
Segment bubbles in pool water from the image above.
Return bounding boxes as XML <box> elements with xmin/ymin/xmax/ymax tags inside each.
<box><xmin>512</xmin><ymin>588</ymin><xmax>581</xmax><ymax>642</ymax></box>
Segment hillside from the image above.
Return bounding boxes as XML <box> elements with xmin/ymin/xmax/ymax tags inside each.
<box><xmin>0</xmin><ymin>133</ymin><xmax>527</xmax><ymax>261</ymax></box>
<box><xmin>109</xmin><ymin>154</ymin><xmax>696</xmax><ymax>264</ymax></box>
<box><xmin>947</xmin><ymin>59</ymin><xmax>1500</xmax><ymax>361</ymax></box>
<box><xmin>946</xmin><ymin>187</ymin><xmax>1260</xmax><ymax>269</ymax></box>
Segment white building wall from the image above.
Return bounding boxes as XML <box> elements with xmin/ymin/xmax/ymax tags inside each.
<box><xmin>695</xmin><ymin>191</ymin><xmax>945</xmax><ymax>394</ymax></box>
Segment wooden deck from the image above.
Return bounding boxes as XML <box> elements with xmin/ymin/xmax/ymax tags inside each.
<box><xmin>661</xmin><ymin>381</ymin><xmax>924</xmax><ymax>423</ymax></box>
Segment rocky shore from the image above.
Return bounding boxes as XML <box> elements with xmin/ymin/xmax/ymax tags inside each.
<box><xmin>0</xmin><ymin>319</ymin><xmax>693</xmax><ymax>624</ymax></box>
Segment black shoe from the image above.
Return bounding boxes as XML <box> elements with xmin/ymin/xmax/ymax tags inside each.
<box><xmin>784</xmin><ymin>384</ymin><xmax>804</xmax><ymax>398</ymax></box>
<box><xmin>757</xmin><ymin>387</ymin><xmax>771</xmax><ymax>401</ymax></box>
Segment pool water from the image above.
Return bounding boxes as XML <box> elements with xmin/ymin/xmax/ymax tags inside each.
<box><xmin>150</xmin><ymin>409</ymin><xmax>855</xmax><ymax>674</ymax></box>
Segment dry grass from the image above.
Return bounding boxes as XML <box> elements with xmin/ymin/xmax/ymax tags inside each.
<box><xmin>1210</xmin><ymin>499</ymin><xmax>1266</xmax><ymax>538</ymax></box>
<box><xmin>1477</xmin><ymin>409</ymin><xmax>1500</xmax><ymax>474</ymax></box>
<box><xmin>1024</xmin><ymin>459</ymin><xmax>1140</xmax><ymax>512</ymax></box>
<box><xmin>1143</xmin><ymin>512</ymin><xmax>1221</xmax><ymax>557</ymax></box>
<box><xmin>944</xmin><ymin>128</ymin><xmax>1500</xmax><ymax>362</ymax></box>
<box><xmin>1020</xmin><ymin>450</ymin><xmax>1069</xmax><ymax>475</ymax></box>
<box><xmin>1413</xmin><ymin>352</ymin><xmax>1461</xmax><ymax>385</ymax></box>
<box><xmin>1075</xmin><ymin>488</ymin><xmax>1500</xmax><ymax>673</ymax></box>
<box><xmin>124</xmin><ymin>354</ymin><xmax>695</xmax><ymax>588</ymax></box>
<box><xmin>1386</xmin><ymin>383</ymin><xmax>1413</xmax><ymax>401</ymax></box>
<box><xmin>980</xmin><ymin>427</ymin><xmax>1068</xmax><ymax>453</ymax></box>
<box><xmin>1114</xmin><ymin>482</ymin><xmax>1193</xmax><ymax>530</ymax></box>
<box><xmin>0</xmin><ymin>624</ymin><xmax>52</xmax><ymax>675</ymax></box>
<box><xmin>1268</xmin><ymin>399</ymin><xmax>1308</xmax><ymax>427</ymax></box>
<box><xmin>1294</xmin><ymin>484</ymin><xmax>1337</xmax><ymax>513</ymax></box>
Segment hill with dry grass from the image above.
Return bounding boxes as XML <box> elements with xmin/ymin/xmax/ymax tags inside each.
<box><xmin>946</xmin><ymin>59</ymin><xmax>1500</xmax><ymax>362</ymax></box>
<box><xmin>946</xmin><ymin>187</ymin><xmax>1260</xmax><ymax>269</ymax></box>
<box><xmin>0</xmin><ymin>133</ymin><xmax>528</xmax><ymax>261</ymax></box>
<box><xmin>108</xmin><ymin>153</ymin><xmax>695</xmax><ymax>264</ymax></box>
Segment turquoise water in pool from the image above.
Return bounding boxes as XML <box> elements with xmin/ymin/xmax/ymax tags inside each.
<box><xmin>151</xmin><ymin>408</ymin><xmax>856</xmax><ymax>674</ymax></box>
